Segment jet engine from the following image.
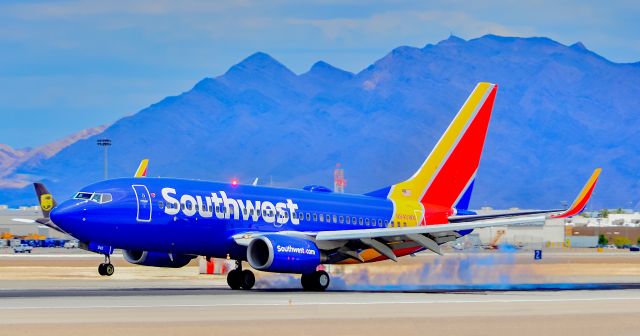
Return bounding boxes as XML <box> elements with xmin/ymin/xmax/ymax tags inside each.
<box><xmin>123</xmin><ymin>250</ymin><xmax>194</xmax><ymax>268</ymax></box>
<box><xmin>247</xmin><ymin>234</ymin><xmax>322</xmax><ymax>274</ymax></box>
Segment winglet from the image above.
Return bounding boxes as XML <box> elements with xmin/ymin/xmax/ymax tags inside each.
<box><xmin>134</xmin><ymin>159</ymin><xmax>149</xmax><ymax>177</ymax></box>
<box><xmin>552</xmin><ymin>168</ymin><xmax>602</xmax><ymax>218</ymax></box>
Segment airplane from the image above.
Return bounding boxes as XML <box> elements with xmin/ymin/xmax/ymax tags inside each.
<box><xmin>25</xmin><ymin>82</ymin><xmax>601</xmax><ymax>291</ymax></box>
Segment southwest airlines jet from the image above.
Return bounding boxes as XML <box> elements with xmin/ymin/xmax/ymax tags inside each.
<box><xmin>25</xmin><ymin>83</ymin><xmax>601</xmax><ymax>291</ymax></box>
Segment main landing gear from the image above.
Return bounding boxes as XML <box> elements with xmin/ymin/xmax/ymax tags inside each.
<box><xmin>98</xmin><ymin>254</ymin><xmax>115</xmax><ymax>276</ymax></box>
<box><xmin>301</xmin><ymin>270</ymin><xmax>330</xmax><ymax>291</ymax></box>
<box><xmin>227</xmin><ymin>260</ymin><xmax>255</xmax><ymax>290</ymax></box>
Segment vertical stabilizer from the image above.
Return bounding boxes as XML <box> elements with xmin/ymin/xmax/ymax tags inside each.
<box><xmin>388</xmin><ymin>83</ymin><xmax>497</xmax><ymax>222</ymax></box>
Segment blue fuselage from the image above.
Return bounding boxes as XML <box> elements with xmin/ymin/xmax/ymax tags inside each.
<box><xmin>50</xmin><ymin>178</ymin><xmax>395</xmax><ymax>259</ymax></box>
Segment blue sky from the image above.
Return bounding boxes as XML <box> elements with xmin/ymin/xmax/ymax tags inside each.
<box><xmin>1</xmin><ymin>0</ymin><xmax>638</xmax><ymax>148</ymax></box>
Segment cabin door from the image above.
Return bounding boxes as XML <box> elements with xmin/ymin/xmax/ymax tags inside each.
<box><xmin>132</xmin><ymin>184</ymin><xmax>152</xmax><ymax>222</ymax></box>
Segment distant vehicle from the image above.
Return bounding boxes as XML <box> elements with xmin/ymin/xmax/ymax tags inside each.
<box><xmin>630</xmin><ymin>245</ymin><xmax>639</xmax><ymax>252</ymax></box>
<box><xmin>64</xmin><ymin>240</ymin><xmax>79</xmax><ymax>249</ymax></box>
<box><xmin>13</xmin><ymin>244</ymin><xmax>33</xmax><ymax>253</ymax></box>
<box><xmin>605</xmin><ymin>244</ymin><xmax>617</xmax><ymax>249</ymax></box>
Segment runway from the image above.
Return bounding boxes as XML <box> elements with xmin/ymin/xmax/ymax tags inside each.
<box><xmin>2</xmin><ymin>287</ymin><xmax>640</xmax><ymax>336</ymax></box>
<box><xmin>2</xmin><ymin>250</ymin><xmax>640</xmax><ymax>335</ymax></box>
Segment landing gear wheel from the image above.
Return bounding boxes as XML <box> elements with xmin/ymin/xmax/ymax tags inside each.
<box><xmin>98</xmin><ymin>254</ymin><xmax>114</xmax><ymax>276</ymax></box>
<box><xmin>104</xmin><ymin>263</ymin><xmax>115</xmax><ymax>276</ymax></box>
<box><xmin>227</xmin><ymin>269</ymin><xmax>242</xmax><ymax>290</ymax></box>
<box><xmin>240</xmin><ymin>270</ymin><xmax>255</xmax><ymax>290</ymax></box>
<box><xmin>98</xmin><ymin>263</ymin><xmax>114</xmax><ymax>276</ymax></box>
<box><xmin>301</xmin><ymin>270</ymin><xmax>330</xmax><ymax>291</ymax></box>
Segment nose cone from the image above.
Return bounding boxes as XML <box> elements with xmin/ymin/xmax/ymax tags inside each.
<box><xmin>50</xmin><ymin>200</ymin><xmax>84</xmax><ymax>233</ymax></box>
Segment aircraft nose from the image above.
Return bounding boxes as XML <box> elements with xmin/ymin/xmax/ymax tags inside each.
<box><xmin>49</xmin><ymin>200</ymin><xmax>84</xmax><ymax>231</ymax></box>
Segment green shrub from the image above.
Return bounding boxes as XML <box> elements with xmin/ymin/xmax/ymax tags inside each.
<box><xmin>598</xmin><ymin>234</ymin><xmax>608</xmax><ymax>245</ymax></box>
<box><xmin>612</xmin><ymin>236</ymin><xmax>631</xmax><ymax>247</ymax></box>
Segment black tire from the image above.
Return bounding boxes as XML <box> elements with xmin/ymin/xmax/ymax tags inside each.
<box><xmin>301</xmin><ymin>273</ymin><xmax>312</xmax><ymax>291</ymax></box>
<box><xmin>227</xmin><ymin>270</ymin><xmax>242</xmax><ymax>290</ymax></box>
<box><xmin>98</xmin><ymin>263</ymin><xmax>106</xmax><ymax>276</ymax></box>
<box><xmin>104</xmin><ymin>263</ymin><xmax>115</xmax><ymax>276</ymax></box>
<box><xmin>240</xmin><ymin>270</ymin><xmax>255</xmax><ymax>290</ymax></box>
<box><xmin>301</xmin><ymin>271</ymin><xmax>330</xmax><ymax>291</ymax></box>
<box><xmin>314</xmin><ymin>271</ymin><xmax>330</xmax><ymax>291</ymax></box>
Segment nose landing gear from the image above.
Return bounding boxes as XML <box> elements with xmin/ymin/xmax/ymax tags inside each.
<box><xmin>226</xmin><ymin>260</ymin><xmax>255</xmax><ymax>290</ymax></box>
<box><xmin>98</xmin><ymin>254</ymin><xmax>115</xmax><ymax>276</ymax></box>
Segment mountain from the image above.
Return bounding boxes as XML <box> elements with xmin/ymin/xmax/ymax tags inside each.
<box><xmin>1</xmin><ymin>35</ymin><xmax>638</xmax><ymax>209</ymax></box>
<box><xmin>0</xmin><ymin>125</ymin><xmax>106</xmax><ymax>188</ymax></box>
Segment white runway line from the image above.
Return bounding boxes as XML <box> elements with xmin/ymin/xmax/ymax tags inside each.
<box><xmin>2</xmin><ymin>296</ymin><xmax>640</xmax><ymax>310</ymax></box>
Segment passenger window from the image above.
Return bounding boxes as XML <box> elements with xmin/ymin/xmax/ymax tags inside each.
<box><xmin>187</xmin><ymin>203</ymin><xmax>193</xmax><ymax>210</ymax></box>
<box><xmin>181</xmin><ymin>204</ymin><xmax>185</xmax><ymax>210</ymax></box>
<box><xmin>346</xmin><ymin>216</ymin><xmax>350</xmax><ymax>224</ymax></box>
<box><xmin>378</xmin><ymin>219</ymin><xmax>382</xmax><ymax>226</ymax></box>
<box><xmin>326</xmin><ymin>214</ymin><xmax>331</xmax><ymax>222</ymax></box>
<box><xmin>319</xmin><ymin>214</ymin><xmax>324</xmax><ymax>222</ymax></box>
<box><xmin>352</xmin><ymin>217</ymin><xmax>356</xmax><ymax>224</ymax></box>
<box><xmin>243</xmin><ymin>209</ymin><xmax>247</xmax><ymax>215</ymax></box>
<box><xmin>194</xmin><ymin>204</ymin><xmax>199</xmax><ymax>211</ymax></box>
<box><xmin>307</xmin><ymin>213</ymin><xmax>311</xmax><ymax>221</ymax></box>
<box><xmin>384</xmin><ymin>220</ymin><xmax>388</xmax><ymax>225</ymax></box>
<box><xmin>332</xmin><ymin>215</ymin><xmax>337</xmax><ymax>223</ymax></box>
<box><xmin>312</xmin><ymin>213</ymin><xmax>317</xmax><ymax>221</ymax></box>
<box><xmin>158</xmin><ymin>201</ymin><xmax>164</xmax><ymax>209</ymax></box>
<box><xmin>359</xmin><ymin>218</ymin><xmax>363</xmax><ymax>225</ymax></box>
<box><xmin>339</xmin><ymin>216</ymin><xmax>344</xmax><ymax>224</ymax></box>
<box><xmin>365</xmin><ymin>218</ymin><xmax>370</xmax><ymax>225</ymax></box>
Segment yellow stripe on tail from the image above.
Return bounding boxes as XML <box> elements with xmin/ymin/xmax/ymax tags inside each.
<box><xmin>134</xmin><ymin>159</ymin><xmax>149</xmax><ymax>178</ymax></box>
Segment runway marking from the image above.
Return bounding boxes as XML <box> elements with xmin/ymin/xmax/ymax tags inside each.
<box><xmin>2</xmin><ymin>296</ymin><xmax>640</xmax><ymax>310</ymax></box>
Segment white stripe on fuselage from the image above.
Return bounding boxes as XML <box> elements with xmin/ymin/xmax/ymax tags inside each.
<box><xmin>161</xmin><ymin>187</ymin><xmax>299</xmax><ymax>226</ymax></box>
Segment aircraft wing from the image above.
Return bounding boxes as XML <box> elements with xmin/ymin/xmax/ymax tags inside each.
<box><xmin>233</xmin><ymin>215</ymin><xmax>544</xmax><ymax>262</ymax></box>
<box><xmin>233</xmin><ymin>168</ymin><xmax>600</xmax><ymax>263</ymax></box>
<box><xmin>448</xmin><ymin>210</ymin><xmax>561</xmax><ymax>223</ymax></box>
<box><xmin>314</xmin><ymin>215</ymin><xmax>544</xmax><ymax>241</ymax></box>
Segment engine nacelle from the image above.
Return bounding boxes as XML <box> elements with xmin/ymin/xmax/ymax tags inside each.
<box><xmin>247</xmin><ymin>234</ymin><xmax>321</xmax><ymax>274</ymax></box>
<box><xmin>123</xmin><ymin>250</ymin><xmax>194</xmax><ymax>268</ymax></box>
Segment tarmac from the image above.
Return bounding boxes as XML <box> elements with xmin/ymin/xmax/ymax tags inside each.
<box><xmin>1</xmin><ymin>287</ymin><xmax>640</xmax><ymax>336</ymax></box>
<box><xmin>1</xmin><ymin>249</ymin><xmax>640</xmax><ymax>335</ymax></box>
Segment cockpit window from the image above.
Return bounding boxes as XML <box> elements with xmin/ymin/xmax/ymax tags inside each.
<box><xmin>74</xmin><ymin>192</ymin><xmax>113</xmax><ymax>204</ymax></box>
<box><xmin>74</xmin><ymin>192</ymin><xmax>93</xmax><ymax>200</ymax></box>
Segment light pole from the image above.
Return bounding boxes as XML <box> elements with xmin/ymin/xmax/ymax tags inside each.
<box><xmin>97</xmin><ymin>138</ymin><xmax>112</xmax><ymax>180</ymax></box>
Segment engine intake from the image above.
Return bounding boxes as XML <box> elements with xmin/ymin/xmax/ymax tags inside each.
<box><xmin>247</xmin><ymin>234</ymin><xmax>321</xmax><ymax>274</ymax></box>
<box><xmin>123</xmin><ymin>250</ymin><xmax>194</xmax><ymax>268</ymax></box>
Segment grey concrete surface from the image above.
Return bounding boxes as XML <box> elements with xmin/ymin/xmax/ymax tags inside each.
<box><xmin>1</xmin><ymin>287</ymin><xmax>640</xmax><ymax>336</ymax></box>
